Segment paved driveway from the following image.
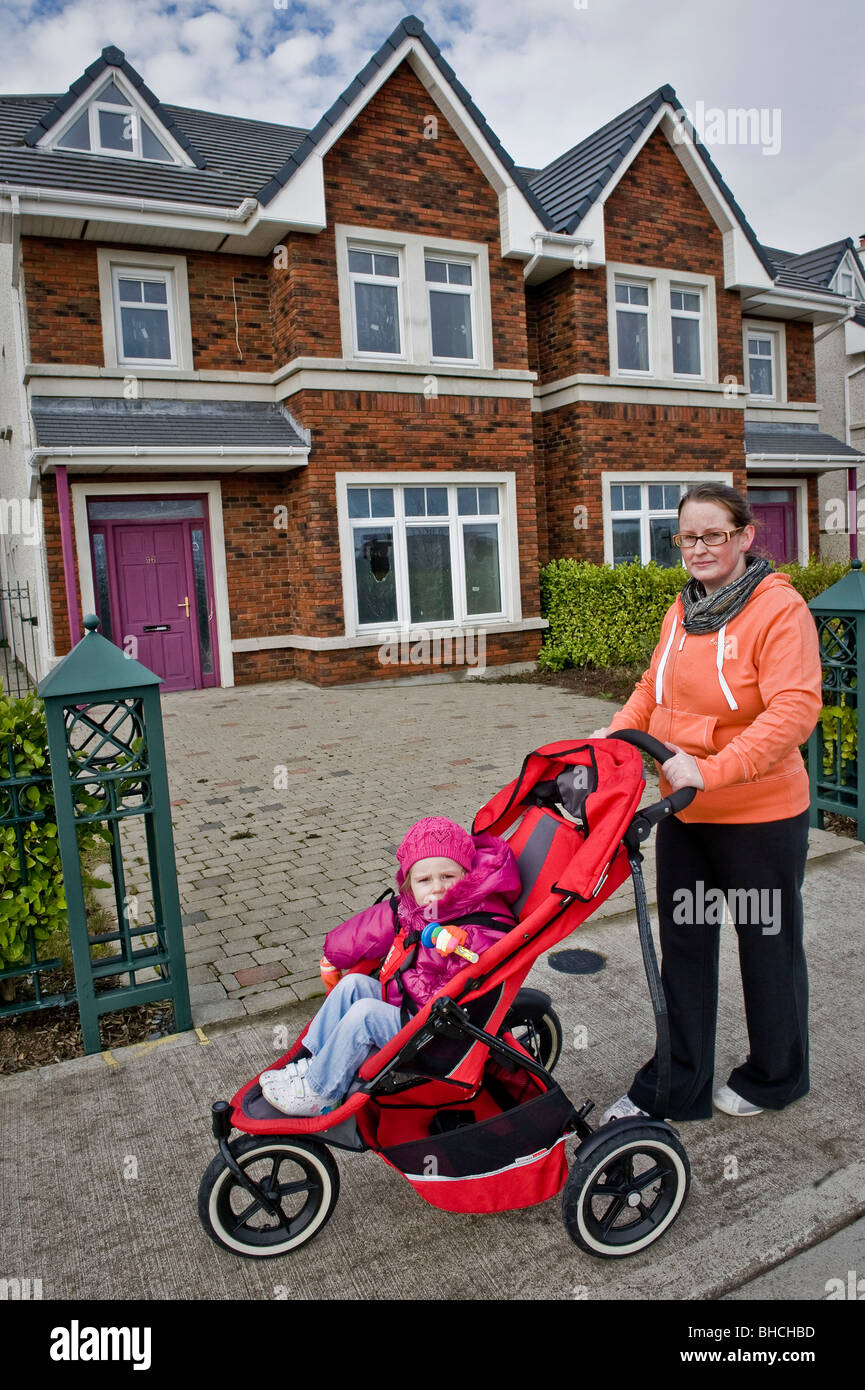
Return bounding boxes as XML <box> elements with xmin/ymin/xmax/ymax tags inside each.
<box><xmin>156</xmin><ymin>677</ymin><xmax>617</xmax><ymax>1026</ymax></box>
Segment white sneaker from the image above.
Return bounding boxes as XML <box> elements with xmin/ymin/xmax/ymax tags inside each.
<box><xmin>600</xmin><ymin>1094</ymin><xmax>650</xmax><ymax>1125</ymax></box>
<box><xmin>713</xmin><ymin>1084</ymin><xmax>764</xmax><ymax>1116</ymax></box>
<box><xmin>260</xmin><ymin>1071</ymin><xmax>337</xmax><ymax>1117</ymax></box>
<box><xmin>259</xmin><ymin>1058</ymin><xmax>309</xmax><ymax>1088</ymax></box>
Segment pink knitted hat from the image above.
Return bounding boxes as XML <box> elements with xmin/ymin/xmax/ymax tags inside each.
<box><xmin>396</xmin><ymin>817</ymin><xmax>476</xmax><ymax>883</ymax></box>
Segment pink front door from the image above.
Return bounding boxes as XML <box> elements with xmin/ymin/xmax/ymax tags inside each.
<box><xmin>88</xmin><ymin>497</ymin><xmax>220</xmax><ymax>693</ymax></box>
<box><xmin>750</xmin><ymin>500</ymin><xmax>797</xmax><ymax>565</ymax></box>
<box><xmin>114</xmin><ymin>523</ymin><xmax>199</xmax><ymax>690</ymax></box>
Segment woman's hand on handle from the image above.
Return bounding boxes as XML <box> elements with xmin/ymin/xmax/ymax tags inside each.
<box><xmin>590</xmin><ymin>726</ymin><xmax>610</xmax><ymax>738</ymax></box>
<box><xmin>661</xmin><ymin>743</ymin><xmax>705</xmax><ymax>793</ymax></box>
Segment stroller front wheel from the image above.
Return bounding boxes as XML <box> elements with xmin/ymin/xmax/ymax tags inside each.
<box><xmin>198</xmin><ymin>1134</ymin><xmax>340</xmax><ymax>1259</ymax></box>
<box><xmin>504</xmin><ymin>995</ymin><xmax>563</xmax><ymax>1073</ymax></box>
<box><xmin>562</xmin><ymin>1120</ymin><xmax>690</xmax><ymax>1258</ymax></box>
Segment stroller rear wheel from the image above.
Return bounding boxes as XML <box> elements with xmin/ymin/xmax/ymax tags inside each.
<box><xmin>504</xmin><ymin>994</ymin><xmax>563</xmax><ymax>1073</ymax></box>
<box><xmin>562</xmin><ymin>1120</ymin><xmax>689</xmax><ymax>1258</ymax></box>
<box><xmin>198</xmin><ymin>1134</ymin><xmax>340</xmax><ymax>1259</ymax></box>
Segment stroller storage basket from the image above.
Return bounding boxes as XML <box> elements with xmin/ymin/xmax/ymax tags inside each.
<box><xmin>376</xmin><ymin>1072</ymin><xmax>577</xmax><ymax>1215</ymax></box>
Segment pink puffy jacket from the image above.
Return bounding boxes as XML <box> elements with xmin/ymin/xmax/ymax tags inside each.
<box><xmin>323</xmin><ymin>831</ymin><xmax>522</xmax><ymax>1011</ymax></box>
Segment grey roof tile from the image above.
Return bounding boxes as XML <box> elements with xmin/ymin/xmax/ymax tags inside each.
<box><xmin>21</xmin><ymin>47</ymin><xmax>208</xmax><ymax>169</ymax></box>
<box><xmin>0</xmin><ymin>93</ymin><xmax>308</xmax><ymax>207</ymax></box>
<box><xmin>30</xmin><ymin>396</ymin><xmax>309</xmax><ymax>450</ymax></box>
<box><xmin>745</xmin><ymin>423</ymin><xmax>863</xmax><ymax>459</ymax></box>
<box><xmin>527</xmin><ymin>85</ymin><xmax>776</xmax><ymax>282</ymax></box>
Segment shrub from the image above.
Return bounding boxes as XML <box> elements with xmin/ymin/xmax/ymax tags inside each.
<box><xmin>0</xmin><ymin>687</ymin><xmax>110</xmax><ymax>990</ymax></box>
<box><xmin>539</xmin><ymin>557</ymin><xmax>853</xmax><ymax>671</ymax></box>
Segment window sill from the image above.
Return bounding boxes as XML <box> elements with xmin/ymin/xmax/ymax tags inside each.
<box><xmin>232</xmin><ymin>617</ymin><xmax>547</xmax><ymax>652</ymax></box>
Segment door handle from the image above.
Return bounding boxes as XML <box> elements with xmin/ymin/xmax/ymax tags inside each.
<box><xmin>177</xmin><ymin>596</ymin><xmax>190</xmax><ymax>619</ymax></box>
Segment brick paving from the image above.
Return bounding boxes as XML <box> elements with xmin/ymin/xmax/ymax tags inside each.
<box><xmin>148</xmin><ymin>677</ymin><xmax>618</xmax><ymax>1027</ymax></box>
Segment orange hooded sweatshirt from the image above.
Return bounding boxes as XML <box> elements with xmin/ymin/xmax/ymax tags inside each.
<box><xmin>606</xmin><ymin>572</ymin><xmax>823</xmax><ymax>823</ymax></box>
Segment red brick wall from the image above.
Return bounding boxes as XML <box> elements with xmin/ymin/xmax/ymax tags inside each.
<box><xmin>23</xmin><ymin>238</ymin><xmax>274</xmax><ymax>370</ymax></box>
<box><xmin>785</xmin><ymin>321</ymin><xmax>816</xmax><ymax>402</ymax></box>
<box><xmin>527</xmin><ymin>129</ymin><xmax>745</xmax><ymax>388</ymax></box>
<box><xmin>540</xmin><ymin>401</ymin><xmax>747</xmax><ymax>563</ymax></box>
<box><xmin>268</xmin><ymin>60</ymin><xmax>529</xmax><ymax>370</ymax></box>
<box><xmin>528</xmin><ymin>267</ymin><xmax>609</xmax><ymax>381</ymax></box>
<box><xmin>280</xmin><ymin>388</ymin><xmax>540</xmax><ymax>635</ymax></box>
<box><xmin>23</xmin><ymin>240</ymin><xmax>103</xmax><ymax>366</ymax></box>
<box><xmin>42</xmin><ymin>388</ymin><xmax>541</xmax><ymax>683</ymax></box>
<box><xmin>184</xmin><ymin>253</ymin><xmax>273</xmax><ymax>370</ymax></box>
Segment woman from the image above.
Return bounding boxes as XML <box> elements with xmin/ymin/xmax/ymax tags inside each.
<box><xmin>593</xmin><ymin>483</ymin><xmax>822</xmax><ymax>1122</ymax></box>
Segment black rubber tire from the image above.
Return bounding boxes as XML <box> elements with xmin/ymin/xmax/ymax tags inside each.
<box><xmin>562</xmin><ymin>1120</ymin><xmax>690</xmax><ymax>1258</ymax></box>
<box><xmin>503</xmin><ymin>999</ymin><xmax>563</xmax><ymax>1073</ymax></box>
<box><xmin>198</xmin><ymin>1134</ymin><xmax>340</xmax><ymax>1259</ymax></box>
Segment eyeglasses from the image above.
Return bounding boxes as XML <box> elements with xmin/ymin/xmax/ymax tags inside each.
<box><xmin>672</xmin><ymin>528</ymin><xmax>744</xmax><ymax>550</ymax></box>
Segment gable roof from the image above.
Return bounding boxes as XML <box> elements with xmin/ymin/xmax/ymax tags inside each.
<box><xmin>22</xmin><ymin>45</ymin><xmax>207</xmax><ymax>168</ymax></box>
<box><xmin>525</xmin><ymin>84</ymin><xmax>776</xmax><ymax>280</ymax></box>
<box><xmin>0</xmin><ymin>16</ymin><xmax>552</xmax><ymax>237</ymax></box>
<box><xmin>758</xmin><ymin>237</ymin><xmax>865</xmax><ymax>302</ymax></box>
<box><xmin>0</xmin><ymin>90</ymin><xmax>308</xmax><ymax>209</ymax></box>
<box><xmin>253</xmin><ymin>14</ymin><xmax>554</xmax><ymax>229</ymax></box>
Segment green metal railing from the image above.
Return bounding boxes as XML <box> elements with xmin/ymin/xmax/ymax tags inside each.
<box><xmin>0</xmin><ymin>739</ymin><xmax>70</xmax><ymax>1017</ymax></box>
<box><xmin>808</xmin><ymin>560</ymin><xmax>864</xmax><ymax>843</ymax></box>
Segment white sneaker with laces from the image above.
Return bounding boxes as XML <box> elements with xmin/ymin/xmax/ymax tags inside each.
<box><xmin>260</xmin><ymin>1070</ymin><xmax>337</xmax><ymax>1117</ymax></box>
<box><xmin>600</xmin><ymin>1094</ymin><xmax>650</xmax><ymax>1125</ymax></box>
<box><xmin>713</xmin><ymin>1084</ymin><xmax>764</xmax><ymax>1116</ymax></box>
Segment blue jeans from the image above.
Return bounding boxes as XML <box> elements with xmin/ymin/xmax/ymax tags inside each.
<box><xmin>303</xmin><ymin>974</ymin><xmax>403</xmax><ymax>1101</ymax></box>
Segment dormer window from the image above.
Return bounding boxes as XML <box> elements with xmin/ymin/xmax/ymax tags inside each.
<box><xmin>51</xmin><ymin>77</ymin><xmax>177</xmax><ymax>163</ymax></box>
<box><xmin>832</xmin><ymin>258</ymin><xmax>865</xmax><ymax>302</ymax></box>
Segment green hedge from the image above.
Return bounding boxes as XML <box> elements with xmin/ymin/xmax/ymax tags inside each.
<box><xmin>0</xmin><ymin>687</ymin><xmax>110</xmax><ymax>983</ymax></box>
<box><xmin>538</xmin><ymin>557</ymin><xmax>851</xmax><ymax>671</ymax></box>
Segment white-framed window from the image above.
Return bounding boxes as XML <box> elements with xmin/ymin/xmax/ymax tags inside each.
<box><xmin>607</xmin><ymin>264</ymin><xmax>717</xmax><ymax>383</ymax></box>
<box><xmin>425</xmin><ymin>257</ymin><xmax>477</xmax><ymax>363</ymax></box>
<box><xmin>50</xmin><ymin>76</ymin><xmax>180</xmax><ymax>164</ymax></box>
<box><xmin>97</xmin><ymin>249</ymin><xmax>193</xmax><ymax>372</ymax></box>
<box><xmin>832</xmin><ymin>258</ymin><xmax>865</xmax><ymax>302</ymax></box>
<box><xmin>337</xmin><ymin>475</ymin><xmax>516</xmax><ymax>633</ymax></box>
<box><xmin>746</xmin><ymin>332</ymin><xmax>775</xmax><ymax>399</ymax></box>
<box><xmin>742</xmin><ymin>320</ymin><xmax>786</xmax><ymax>402</ymax></box>
<box><xmin>614</xmin><ymin>280</ymin><xmax>652</xmax><ymax>374</ymax></box>
<box><xmin>111</xmin><ymin>268</ymin><xmax>176</xmax><ymax>365</ymax></box>
<box><xmin>347</xmin><ymin>246</ymin><xmax>404</xmax><ymax>358</ymax></box>
<box><xmin>670</xmin><ymin>285</ymin><xmax>703</xmax><ymax>377</ymax></box>
<box><xmin>602</xmin><ymin>471</ymin><xmax>734</xmax><ymax>568</ymax></box>
<box><xmin>335</xmin><ymin>226</ymin><xmax>492</xmax><ymax>369</ymax></box>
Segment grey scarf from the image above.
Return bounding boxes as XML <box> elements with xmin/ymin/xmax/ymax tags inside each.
<box><xmin>680</xmin><ymin>553</ymin><xmax>773</xmax><ymax>634</ymax></box>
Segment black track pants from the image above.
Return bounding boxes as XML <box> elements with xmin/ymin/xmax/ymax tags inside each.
<box><xmin>628</xmin><ymin>808</ymin><xmax>811</xmax><ymax>1121</ymax></box>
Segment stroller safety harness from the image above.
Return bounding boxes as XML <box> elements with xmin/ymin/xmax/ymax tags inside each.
<box><xmin>198</xmin><ymin>730</ymin><xmax>695</xmax><ymax>1261</ymax></box>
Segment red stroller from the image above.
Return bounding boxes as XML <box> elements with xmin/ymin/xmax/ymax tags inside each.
<box><xmin>198</xmin><ymin>731</ymin><xmax>694</xmax><ymax>1260</ymax></box>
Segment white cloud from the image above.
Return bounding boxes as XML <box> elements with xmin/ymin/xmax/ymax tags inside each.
<box><xmin>0</xmin><ymin>0</ymin><xmax>861</xmax><ymax>245</ymax></box>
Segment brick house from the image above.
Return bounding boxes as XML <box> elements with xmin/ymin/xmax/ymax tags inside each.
<box><xmin>0</xmin><ymin>14</ymin><xmax>859</xmax><ymax>691</ymax></box>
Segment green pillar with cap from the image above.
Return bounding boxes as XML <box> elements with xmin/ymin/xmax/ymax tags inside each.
<box><xmin>807</xmin><ymin>559</ymin><xmax>865</xmax><ymax>844</ymax></box>
<box><xmin>37</xmin><ymin>614</ymin><xmax>192</xmax><ymax>1054</ymax></box>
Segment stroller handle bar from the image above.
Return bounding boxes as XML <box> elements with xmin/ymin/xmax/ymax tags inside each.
<box><xmin>605</xmin><ymin>728</ymin><xmax>697</xmax><ymax>819</ymax></box>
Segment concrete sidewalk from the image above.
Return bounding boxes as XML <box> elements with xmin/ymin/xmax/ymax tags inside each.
<box><xmin>3</xmin><ymin>675</ymin><xmax>864</xmax><ymax>1300</ymax></box>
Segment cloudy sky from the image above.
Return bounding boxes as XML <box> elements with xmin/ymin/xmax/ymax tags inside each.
<box><xmin>2</xmin><ymin>0</ymin><xmax>862</xmax><ymax>252</ymax></box>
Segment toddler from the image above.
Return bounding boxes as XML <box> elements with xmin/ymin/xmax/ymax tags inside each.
<box><xmin>259</xmin><ymin>816</ymin><xmax>521</xmax><ymax>1117</ymax></box>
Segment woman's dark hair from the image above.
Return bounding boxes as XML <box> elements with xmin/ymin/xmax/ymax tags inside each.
<box><xmin>678</xmin><ymin>482</ymin><xmax>755</xmax><ymax>530</ymax></box>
